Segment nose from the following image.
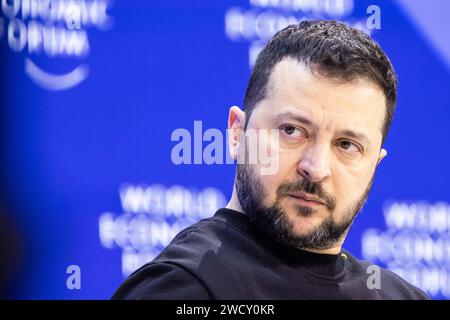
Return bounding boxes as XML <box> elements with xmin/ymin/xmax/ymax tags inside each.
<box><xmin>297</xmin><ymin>142</ymin><xmax>331</xmax><ymax>183</ymax></box>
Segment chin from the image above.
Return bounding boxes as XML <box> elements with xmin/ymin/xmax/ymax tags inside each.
<box><xmin>282</xmin><ymin>198</ymin><xmax>326</xmax><ymax>217</ymax></box>
<box><xmin>284</xmin><ymin>207</ymin><xmax>324</xmax><ymax>233</ymax></box>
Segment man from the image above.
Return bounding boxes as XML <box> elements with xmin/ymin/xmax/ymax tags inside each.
<box><xmin>112</xmin><ymin>20</ymin><xmax>429</xmax><ymax>299</ymax></box>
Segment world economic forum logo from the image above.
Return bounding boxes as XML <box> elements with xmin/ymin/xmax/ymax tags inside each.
<box><xmin>99</xmin><ymin>183</ymin><xmax>227</xmax><ymax>277</ymax></box>
<box><xmin>0</xmin><ymin>0</ymin><xmax>113</xmax><ymax>91</ymax></box>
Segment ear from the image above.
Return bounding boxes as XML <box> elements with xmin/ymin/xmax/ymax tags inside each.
<box><xmin>376</xmin><ymin>148</ymin><xmax>387</xmax><ymax>167</ymax></box>
<box><xmin>228</xmin><ymin>106</ymin><xmax>246</xmax><ymax>160</ymax></box>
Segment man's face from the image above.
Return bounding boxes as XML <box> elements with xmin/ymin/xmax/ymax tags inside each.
<box><xmin>234</xmin><ymin>57</ymin><xmax>387</xmax><ymax>250</ymax></box>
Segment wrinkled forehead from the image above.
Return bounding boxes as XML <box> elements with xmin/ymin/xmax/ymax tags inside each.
<box><xmin>259</xmin><ymin>57</ymin><xmax>387</xmax><ymax>145</ymax></box>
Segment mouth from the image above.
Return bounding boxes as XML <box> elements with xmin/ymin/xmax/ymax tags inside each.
<box><xmin>286</xmin><ymin>192</ymin><xmax>326</xmax><ymax>207</ymax></box>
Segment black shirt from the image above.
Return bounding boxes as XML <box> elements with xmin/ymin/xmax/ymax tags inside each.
<box><xmin>112</xmin><ymin>208</ymin><xmax>429</xmax><ymax>300</ymax></box>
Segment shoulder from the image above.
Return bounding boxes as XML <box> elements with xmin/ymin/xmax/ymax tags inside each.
<box><xmin>153</xmin><ymin>216</ymin><xmax>234</xmax><ymax>263</ymax></box>
<box><xmin>111</xmin><ymin>261</ymin><xmax>211</xmax><ymax>299</ymax></box>
<box><xmin>111</xmin><ymin>215</ymin><xmax>244</xmax><ymax>300</ymax></box>
<box><xmin>343</xmin><ymin>250</ymin><xmax>430</xmax><ymax>300</ymax></box>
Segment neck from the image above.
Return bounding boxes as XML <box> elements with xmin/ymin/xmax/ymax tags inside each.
<box><xmin>226</xmin><ymin>185</ymin><xmax>245</xmax><ymax>214</ymax></box>
<box><xmin>300</xmin><ymin>246</ymin><xmax>342</xmax><ymax>255</ymax></box>
<box><xmin>303</xmin><ymin>228</ymin><xmax>349</xmax><ymax>255</ymax></box>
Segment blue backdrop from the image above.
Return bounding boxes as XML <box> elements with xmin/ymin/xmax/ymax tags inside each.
<box><xmin>1</xmin><ymin>0</ymin><xmax>449</xmax><ymax>299</ymax></box>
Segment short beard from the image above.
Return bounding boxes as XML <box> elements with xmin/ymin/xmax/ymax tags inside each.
<box><xmin>235</xmin><ymin>163</ymin><xmax>374</xmax><ymax>251</ymax></box>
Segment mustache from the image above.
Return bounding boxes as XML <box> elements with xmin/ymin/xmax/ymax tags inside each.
<box><xmin>276</xmin><ymin>178</ymin><xmax>336</xmax><ymax>211</ymax></box>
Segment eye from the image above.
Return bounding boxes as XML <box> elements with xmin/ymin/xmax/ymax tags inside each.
<box><xmin>280</xmin><ymin>124</ymin><xmax>305</xmax><ymax>138</ymax></box>
<box><xmin>337</xmin><ymin>140</ymin><xmax>361</xmax><ymax>153</ymax></box>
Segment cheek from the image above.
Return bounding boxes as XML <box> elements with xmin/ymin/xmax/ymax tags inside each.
<box><xmin>332</xmin><ymin>163</ymin><xmax>375</xmax><ymax>205</ymax></box>
<box><xmin>256</xmin><ymin>157</ymin><xmax>295</xmax><ymax>204</ymax></box>
<box><xmin>257</xmin><ymin>173</ymin><xmax>281</xmax><ymax>204</ymax></box>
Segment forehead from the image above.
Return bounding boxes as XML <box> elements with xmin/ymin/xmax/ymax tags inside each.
<box><xmin>259</xmin><ymin>57</ymin><xmax>386</xmax><ymax>145</ymax></box>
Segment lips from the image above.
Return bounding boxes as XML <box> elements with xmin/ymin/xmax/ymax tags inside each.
<box><xmin>286</xmin><ymin>192</ymin><xmax>325</xmax><ymax>206</ymax></box>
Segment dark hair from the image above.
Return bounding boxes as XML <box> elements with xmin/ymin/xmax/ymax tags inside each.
<box><xmin>244</xmin><ymin>20</ymin><xmax>398</xmax><ymax>145</ymax></box>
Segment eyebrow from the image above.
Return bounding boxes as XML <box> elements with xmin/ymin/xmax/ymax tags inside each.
<box><xmin>274</xmin><ymin>111</ymin><xmax>316</xmax><ymax>128</ymax></box>
<box><xmin>273</xmin><ymin>111</ymin><xmax>371</xmax><ymax>144</ymax></box>
<box><xmin>337</xmin><ymin>130</ymin><xmax>371</xmax><ymax>145</ymax></box>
